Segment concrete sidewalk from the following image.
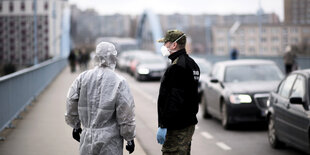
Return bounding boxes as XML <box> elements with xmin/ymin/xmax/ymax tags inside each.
<box><xmin>0</xmin><ymin>66</ymin><xmax>146</xmax><ymax>155</ymax></box>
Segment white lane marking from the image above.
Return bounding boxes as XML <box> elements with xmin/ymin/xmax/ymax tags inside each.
<box><xmin>216</xmin><ymin>142</ymin><xmax>231</xmax><ymax>151</ymax></box>
<box><xmin>131</xmin><ymin>85</ymin><xmax>156</xmax><ymax>103</ymax></box>
<box><xmin>200</xmin><ymin>131</ymin><xmax>214</xmax><ymax>139</ymax></box>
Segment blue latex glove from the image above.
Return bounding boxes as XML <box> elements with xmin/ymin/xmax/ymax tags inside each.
<box><xmin>157</xmin><ymin>128</ymin><xmax>167</xmax><ymax>144</ymax></box>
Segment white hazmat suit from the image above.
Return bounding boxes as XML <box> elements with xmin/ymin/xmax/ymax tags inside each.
<box><xmin>65</xmin><ymin>42</ymin><xmax>136</xmax><ymax>155</ymax></box>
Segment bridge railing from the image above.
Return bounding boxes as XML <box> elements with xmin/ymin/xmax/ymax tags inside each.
<box><xmin>0</xmin><ymin>58</ymin><xmax>67</xmax><ymax>134</ymax></box>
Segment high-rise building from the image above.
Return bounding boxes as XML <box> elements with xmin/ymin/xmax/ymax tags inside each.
<box><xmin>285</xmin><ymin>0</ymin><xmax>310</xmax><ymax>24</ymax></box>
<box><xmin>0</xmin><ymin>0</ymin><xmax>68</xmax><ymax>67</ymax></box>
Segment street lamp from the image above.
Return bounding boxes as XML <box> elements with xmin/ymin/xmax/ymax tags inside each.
<box><xmin>227</xmin><ymin>21</ymin><xmax>240</xmax><ymax>54</ymax></box>
<box><xmin>257</xmin><ymin>0</ymin><xmax>264</xmax><ymax>55</ymax></box>
<box><xmin>205</xmin><ymin>17</ymin><xmax>212</xmax><ymax>54</ymax></box>
<box><xmin>33</xmin><ymin>0</ymin><xmax>38</xmax><ymax>65</ymax></box>
<box><xmin>53</xmin><ymin>0</ymin><xmax>57</xmax><ymax>58</ymax></box>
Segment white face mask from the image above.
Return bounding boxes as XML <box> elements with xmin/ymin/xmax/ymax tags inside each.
<box><xmin>161</xmin><ymin>45</ymin><xmax>170</xmax><ymax>56</ymax></box>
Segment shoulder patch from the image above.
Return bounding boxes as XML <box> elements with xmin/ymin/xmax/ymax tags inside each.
<box><xmin>172</xmin><ymin>57</ymin><xmax>179</xmax><ymax>65</ymax></box>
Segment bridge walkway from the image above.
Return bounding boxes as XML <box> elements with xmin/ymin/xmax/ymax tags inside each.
<box><xmin>0</xmin><ymin>66</ymin><xmax>145</xmax><ymax>155</ymax></box>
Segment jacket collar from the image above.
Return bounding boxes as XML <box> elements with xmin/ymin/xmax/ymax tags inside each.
<box><xmin>168</xmin><ymin>48</ymin><xmax>186</xmax><ymax>62</ymax></box>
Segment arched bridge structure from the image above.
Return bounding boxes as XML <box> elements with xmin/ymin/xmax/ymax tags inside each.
<box><xmin>136</xmin><ymin>9</ymin><xmax>163</xmax><ymax>54</ymax></box>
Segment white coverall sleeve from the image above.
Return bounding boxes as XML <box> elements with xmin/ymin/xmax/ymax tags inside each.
<box><xmin>65</xmin><ymin>75</ymin><xmax>81</xmax><ymax>129</ymax></box>
<box><xmin>116</xmin><ymin>80</ymin><xmax>136</xmax><ymax>141</ymax></box>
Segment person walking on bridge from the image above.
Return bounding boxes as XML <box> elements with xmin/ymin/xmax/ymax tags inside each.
<box><xmin>156</xmin><ymin>30</ymin><xmax>200</xmax><ymax>155</ymax></box>
<box><xmin>283</xmin><ymin>45</ymin><xmax>297</xmax><ymax>75</ymax></box>
<box><xmin>65</xmin><ymin>42</ymin><xmax>136</xmax><ymax>155</ymax></box>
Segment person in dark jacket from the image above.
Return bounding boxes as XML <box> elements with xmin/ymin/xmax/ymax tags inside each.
<box><xmin>68</xmin><ymin>49</ymin><xmax>76</xmax><ymax>73</ymax></box>
<box><xmin>156</xmin><ymin>30</ymin><xmax>200</xmax><ymax>155</ymax></box>
<box><xmin>230</xmin><ymin>47</ymin><xmax>239</xmax><ymax>60</ymax></box>
<box><xmin>283</xmin><ymin>45</ymin><xmax>297</xmax><ymax>75</ymax></box>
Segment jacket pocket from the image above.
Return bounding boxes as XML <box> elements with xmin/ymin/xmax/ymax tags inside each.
<box><xmin>166</xmin><ymin>88</ymin><xmax>185</xmax><ymax>115</ymax></box>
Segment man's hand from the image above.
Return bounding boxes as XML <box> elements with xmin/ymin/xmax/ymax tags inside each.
<box><xmin>72</xmin><ymin>128</ymin><xmax>82</xmax><ymax>142</ymax></box>
<box><xmin>126</xmin><ymin>140</ymin><xmax>135</xmax><ymax>154</ymax></box>
<box><xmin>156</xmin><ymin>128</ymin><xmax>167</xmax><ymax>145</ymax></box>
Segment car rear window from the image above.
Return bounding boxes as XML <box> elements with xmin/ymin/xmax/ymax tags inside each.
<box><xmin>137</xmin><ymin>56</ymin><xmax>165</xmax><ymax>64</ymax></box>
<box><xmin>224</xmin><ymin>64</ymin><xmax>283</xmax><ymax>83</ymax></box>
<box><xmin>197</xmin><ymin>62</ymin><xmax>211</xmax><ymax>74</ymax></box>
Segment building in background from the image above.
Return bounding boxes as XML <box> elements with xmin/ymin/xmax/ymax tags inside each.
<box><xmin>69</xmin><ymin>3</ymin><xmax>310</xmax><ymax>57</ymax></box>
<box><xmin>212</xmin><ymin>24</ymin><xmax>310</xmax><ymax>56</ymax></box>
<box><xmin>70</xmin><ymin>5</ymin><xmax>99</xmax><ymax>48</ymax></box>
<box><xmin>70</xmin><ymin>5</ymin><xmax>134</xmax><ymax>49</ymax></box>
<box><xmin>158</xmin><ymin>13</ymin><xmax>280</xmax><ymax>54</ymax></box>
<box><xmin>209</xmin><ymin>0</ymin><xmax>310</xmax><ymax>56</ymax></box>
<box><xmin>100</xmin><ymin>14</ymin><xmax>133</xmax><ymax>38</ymax></box>
<box><xmin>0</xmin><ymin>0</ymin><xmax>68</xmax><ymax>67</ymax></box>
<box><xmin>285</xmin><ymin>0</ymin><xmax>310</xmax><ymax>24</ymax></box>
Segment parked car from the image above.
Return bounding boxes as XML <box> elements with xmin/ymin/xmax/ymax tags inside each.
<box><xmin>201</xmin><ymin>59</ymin><xmax>284</xmax><ymax>129</ymax></box>
<box><xmin>267</xmin><ymin>69</ymin><xmax>310</xmax><ymax>154</ymax></box>
<box><xmin>192</xmin><ymin>57</ymin><xmax>212</xmax><ymax>102</ymax></box>
<box><xmin>131</xmin><ymin>53</ymin><xmax>167</xmax><ymax>81</ymax></box>
<box><xmin>117</xmin><ymin>52</ymin><xmax>132</xmax><ymax>71</ymax></box>
<box><xmin>116</xmin><ymin>50</ymin><xmax>152</xmax><ymax>73</ymax></box>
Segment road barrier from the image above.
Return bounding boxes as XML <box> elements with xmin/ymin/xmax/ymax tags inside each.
<box><xmin>0</xmin><ymin>58</ymin><xmax>67</xmax><ymax>134</ymax></box>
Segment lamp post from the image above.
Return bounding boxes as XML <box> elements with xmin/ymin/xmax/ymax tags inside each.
<box><xmin>53</xmin><ymin>0</ymin><xmax>56</xmax><ymax>58</ymax></box>
<box><xmin>257</xmin><ymin>0</ymin><xmax>264</xmax><ymax>55</ymax></box>
<box><xmin>227</xmin><ymin>21</ymin><xmax>240</xmax><ymax>54</ymax></box>
<box><xmin>33</xmin><ymin>0</ymin><xmax>38</xmax><ymax>65</ymax></box>
<box><xmin>205</xmin><ymin>17</ymin><xmax>212</xmax><ymax>54</ymax></box>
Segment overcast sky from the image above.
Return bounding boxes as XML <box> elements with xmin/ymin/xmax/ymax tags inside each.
<box><xmin>69</xmin><ymin>0</ymin><xmax>284</xmax><ymax>21</ymax></box>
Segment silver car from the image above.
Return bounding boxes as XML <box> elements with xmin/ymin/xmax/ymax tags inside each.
<box><xmin>117</xmin><ymin>50</ymin><xmax>152</xmax><ymax>73</ymax></box>
<box><xmin>192</xmin><ymin>57</ymin><xmax>212</xmax><ymax>102</ymax></box>
<box><xmin>132</xmin><ymin>54</ymin><xmax>167</xmax><ymax>81</ymax></box>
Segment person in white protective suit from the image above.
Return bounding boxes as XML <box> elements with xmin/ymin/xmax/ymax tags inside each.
<box><xmin>65</xmin><ymin>42</ymin><xmax>136</xmax><ymax>155</ymax></box>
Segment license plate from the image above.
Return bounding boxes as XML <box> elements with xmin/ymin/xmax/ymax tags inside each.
<box><xmin>151</xmin><ymin>72</ymin><xmax>161</xmax><ymax>77</ymax></box>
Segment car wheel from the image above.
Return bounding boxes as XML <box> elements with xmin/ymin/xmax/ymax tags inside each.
<box><xmin>221</xmin><ymin>102</ymin><xmax>231</xmax><ymax>129</ymax></box>
<box><xmin>268</xmin><ymin>115</ymin><xmax>285</xmax><ymax>148</ymax></box>
<box><xmin>201</xmin><ymin>94</ymin><xmax>212</xmax><ymax>119</ymax></box>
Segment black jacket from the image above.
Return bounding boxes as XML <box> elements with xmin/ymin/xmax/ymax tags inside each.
<box><xmin>157</xmin><ymin>49</ymin><xmax>200</xmax><ymax>130</ymax></box>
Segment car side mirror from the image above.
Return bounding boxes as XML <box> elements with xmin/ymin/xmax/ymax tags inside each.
<box><xmin>210</xmin><ymin>78</ymin><xmax>219</xmax><ymax>83</ymax></box>
<box><xmin>290</xmin><ymin>97</ymin><xmax>303</xmax><ymax>104</ymax></box>
<box><xmin>290</xmin><ymin>97</ymin><xmax>309</xmax><ymax>111</ymax></box>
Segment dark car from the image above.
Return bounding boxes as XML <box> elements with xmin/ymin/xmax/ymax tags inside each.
<box><xmin>201</xmin><ymin>59</ymin><xmax>284</xmax><ymax>129</ymax></box>
<box><xmin>131</xmin><ymin>53</ymin><xmax>167</xmax><ymax>81</ymax></box>
<box><xmin>116</xmin><ymin>50</ymin><xmax>152</xmax><ymax>73</ymax></box>
<box><xmin>267</xmin><ymin>69</ymin><xmax>310</xmax><ymax>154</ymax></box>
<box><xmin>117</xmin><ymin>51</ymin><xmax>133</xmax><ymax>71</ymax></box>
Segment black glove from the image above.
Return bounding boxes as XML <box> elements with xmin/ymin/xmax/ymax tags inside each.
<box><xmin>126</xmin><ymin>140</ymin><xmax>135</xmax><ymax>154</ymax></box>
<box><xmin>72</xmin><ymin>128</ymin><xmax>82</xmax><ymax>142</ymax></box>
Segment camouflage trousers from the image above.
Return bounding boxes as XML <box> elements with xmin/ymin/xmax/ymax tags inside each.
<box><xmin>162</xmin><ymin>125</ymin><xmax>195</xmax><ymax>155</ymax></box>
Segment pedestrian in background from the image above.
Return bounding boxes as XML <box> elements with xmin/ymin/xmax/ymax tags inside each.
<box><xmin>76</xmin><ymin>49</ymin><xmax>83</xmax><ymax>71</ymax></box>
<box><xmin>230</xmin><ymin>47</ymin><xmax>239</xmax><ymax>60</ymax></box>
<box><xmin>80</xmin><ymin>48</ymin><xmax>90</xmax><ymax>71</ymax></box>
<box><xmin>156</xmin><ymin>30</ymin><xmax>200</xmax><ymax>154</ymax></box>
<box><xmin>65</xmin><ymin>42</ymin><xmax>136</xmax><ymax>155</ymax></box>
<box><xmin>283</xmin><ymin>45</ymin><xmax>297</xmax><ymax>75</ymax></box>
<box><xmin>68</xmin><ymin>49</ymin><xmax>76</xmax><ymax>73</ymax></box>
